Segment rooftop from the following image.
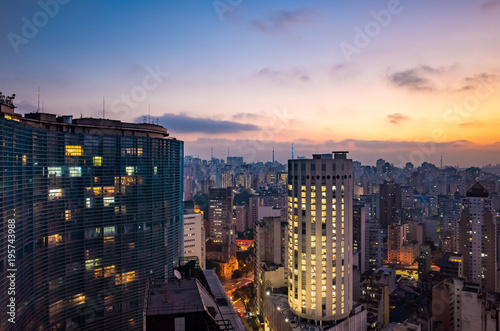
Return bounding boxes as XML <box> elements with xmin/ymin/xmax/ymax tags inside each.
<box><xmin>466</xmin><ymin>182</ymin><xmax>489</xmax><ymax>198</ymax></box>
<box><xmin>0</xmin><ymin>96</ymin><xmax>170</xmax><ymax>139</ymax></box>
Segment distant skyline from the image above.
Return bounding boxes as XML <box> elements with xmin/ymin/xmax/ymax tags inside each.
<box><xmin>2</xmin><ymin>0</ymin><xmax>500</xmax><ymax>166</ymax></box>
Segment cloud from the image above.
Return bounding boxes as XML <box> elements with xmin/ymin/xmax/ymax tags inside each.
<box><xmin>138</xmin><ymin>113</ymin><xmax>260</xmax><ymax>134</ymax></box>
<box><xmin>232</xmin><ymin>113</ymin><xmax>261</xmax><ymax>120</ymax></box>
<box><xmin>387</xmin><ymin>65</ymin><xmax>444</xmax><ymax>91</ymax></box>
<box><xmin>481</xmin><ymin>1</ymin><xmax>500</xmax><ymax>11</ymax></box>
<box><xmin>252</xmin><ymin>8</ymin><xmax>317</xmax><ymax>33</ymax></box>
<box><xmin>457</xmin><ymin>73</ymin><xmax>495</xmax><ymax>91</ymax></box>
<box><xmin>387</xmin><ymin>113</ymin><xmax>411</xmax><ymax>125</ymax></box>
<box><xmin>257</xmin><ymin>67</ymin><xmax>310</xmax><ymax>83</ymax></box>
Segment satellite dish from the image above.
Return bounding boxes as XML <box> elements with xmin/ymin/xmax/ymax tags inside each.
<box><xmin>174</xmin><ymin>270</ymin><xmax>182</xmax><ymax>280</ymax></box>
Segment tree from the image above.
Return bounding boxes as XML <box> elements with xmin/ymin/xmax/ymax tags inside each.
<box><xmin>231</xmin><ymin>269</ymin><xmax>243</xmax><ymax>279</ymax></box>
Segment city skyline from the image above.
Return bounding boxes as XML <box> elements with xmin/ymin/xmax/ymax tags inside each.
<box><xmin>2</xmin><ymin>1</ymin><xmax>500</xmax><ymax>166</ymax></box>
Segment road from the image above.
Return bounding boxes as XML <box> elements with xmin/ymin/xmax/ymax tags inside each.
<box><xmin>222</xmin><ymin>276</ymin><xmax>254</xmax><ymax>316</ymax></box>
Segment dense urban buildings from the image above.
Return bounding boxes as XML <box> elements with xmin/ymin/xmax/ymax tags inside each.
<box><xmin>0</xmin><ymin>98</ymin><xmax>183</xmax><ymax>330</ymax></box>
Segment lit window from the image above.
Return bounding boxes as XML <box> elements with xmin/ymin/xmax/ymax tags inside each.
<box><xmin>104</xmin><ymin>226</ymin><xmax>116</xmax><ymax>236</ymax></box>
<box><xmin>104</xmin><ymin>266</ymin><xmax>115</xmax><ymax>277</ymax></box>
<box><xmin>65</xmin><ymin>145</ymin><xmax>83</xmax><ymax>156</ymax></box>
<box><xmin>103</xmin><ymin>197</ymin><xmax>115</xmax><ymax>207</ymax></box>
<box><xmin>65</xmin><ymin>210</ymin><xmax>71</xmax><ymax>221</ymax></box>
<box><xmin>47</xmin><ymin>167</ymin><xmax>62</xmax><ymax>177</ymax></box>
<box><xmin>93</xmin><ymin>156</ymin><xmax>102</xmax><ymax>166</ymax></box>
<box><xmin>69</xmin><ymin>167</ymin><xmax>81</xmax><ymax>177</ymax></box>
<box><xmin>49</xmin><ymin>189</ymin><xmax>63</xmax><ymax>199</ymax></box>
<box><xmin>48</xmin><ymin>234</ymin><xmax>63</xmax><ymax>246</ymax></box>
<box><xmin>126</xmin><ymin>166</ymin><xmax>135</xmax><ymax>175</ymax></box>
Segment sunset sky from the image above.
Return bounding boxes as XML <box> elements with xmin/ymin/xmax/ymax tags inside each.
<box><xmin>2</xmin><ymin>0</ymin><xmax>500</xmax><ymax>166</ymax></box>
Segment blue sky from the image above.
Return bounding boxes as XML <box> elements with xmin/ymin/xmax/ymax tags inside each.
<box><xmin>2</xmin><ymin>0</ymin><xmax>500</xmax><ymax>165</ymax></box>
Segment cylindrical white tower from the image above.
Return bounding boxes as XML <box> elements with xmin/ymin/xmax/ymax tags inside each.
<box><xmin>287</xmin><ymin>152</ymin><xmax>353</xmax><ymax>321</ymax></box>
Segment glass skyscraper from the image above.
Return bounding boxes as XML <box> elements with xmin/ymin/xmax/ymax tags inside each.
<box><xmin>0</xmin><ymin>98</ymin><xmax>183</xmax><ymax>331</ymax></box>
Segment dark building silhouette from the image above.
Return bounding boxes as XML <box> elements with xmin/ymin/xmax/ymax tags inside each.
<box><xmin>379</xmin><ymin>181</ymin><xmax>402</xmax><ymax>229</ymax></box>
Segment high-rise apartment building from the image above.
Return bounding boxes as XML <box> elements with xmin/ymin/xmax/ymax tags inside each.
<box><xmin>459</xmin><ymin>182</ymin><xmax>497</xmax><ymax>291</ymax></box>
<box><xmin>287</xmin><ymin>152</ymin><xmax>353</xmax><ymax>322</ymax></box>
<box><xmin>353</xmin><ymin>202</ymin><xmax>366</xmax><ymax>274</ymax></box>
<box><xmin>365</xmin><ymin>221</ymin><xmax>384</xmax><ymax>273</ymax></box>
<box><xmin>0</xmin><ymin>97</ymin><xmax>183</xmax><ymax>331</ymax></box>
<box><xmin>387</xmin><ymin>222</ymin><xmax>406</xmax><ymax>263</ymax></box>
<box><xmin>379</xmin><ymin>181</ymin><xmax>402</xmax><ymax>229</ymax></box>
<box><xmin>183</xmin><ymin>213</ymin><xmax>206</xmax><ymax>270</ymax></box>
<box><xmin>235</xmin><ymin>204</ymin><xmax>248</xmax><ymax>232</ymax></box>
<box><xmin>254</xmin><ymin>216</ymin><xmax>288</xmax><ymax>314</ymax></box>
<box><xmin>248</xmin><ymin>196</ymin><xmax>261</xmax><ymax>229</ymax></box>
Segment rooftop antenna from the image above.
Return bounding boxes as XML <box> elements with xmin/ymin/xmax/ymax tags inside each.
<box><xmin>148</xmin><ymin>104</ymin><xmax>151</xmax><ymax>124</ymax></box>
<box><xmin>440</xmin><ymin>155</ymin><xmax>443</xmax><ymax>169</ymax></box>
<box><xmin>102</xmin><ymin>96</ymin><xmax>105</xmax><ymax>119</ymax></box>
<box><xmin>211</xmin><ymin>145</ymin><xmax>214</xmax><ymax>161</ymax></box>
<box><xmin>42</xmin><ymin>101</ymin><xmax>44</xmax><ymax>113</ymax></box>
<box><xmin>292</xmin><ymin>143</ymin><xmax>294</xmax><ymax>160</ymax></box>
<box><xmin>37</xmin><ymin>87</ymin><xmax>40</xmax><ymax>113</ymax></box>
<box><xmin>174</xmin><ymin>269</ymin><xmax>182</xmax><ymax>288</ymax></box>
<box><xmin>272</xmin><ymin>147</ymin><xmax>275</xmax><ymax>163</ymax></box>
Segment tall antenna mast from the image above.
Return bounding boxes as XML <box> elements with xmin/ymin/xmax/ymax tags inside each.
<box><xmin>37</xmin><ymin>87</ymin><xmax>40</xmax><ymax>113</ymax></box>
<box><xmin>211</xmin><ymin>145</ymin><xmax>214</xmax><ymax>161</ymax></box>
<box><xmin>272</xmin><ymin>147</ymin><xmax>275</xmax><ymax>163</ymax></box>
<box><xmin>102</xmin><ymin>96</ymin><xmax>105</xmax><ymax>119</ymax></box>
<box><xmin>292</xmin><ymin>143</ymin><xmax>294</xmax><ymax>160</ymax></box>
<box><xmin>149</xmin><ymin>104</ymin><xmax>151</xmax><ymax>124</ymax></box>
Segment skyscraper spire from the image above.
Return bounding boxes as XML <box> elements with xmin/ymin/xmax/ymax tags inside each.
<box><xmin>272</xmin><ymin>147</ymin><xmax>275</xmax><ymax>163</ymax></box>
<box><xmin>291</xmin><ymin>143</ymin><xmax>294</xmax><ymax>160</ymax></box>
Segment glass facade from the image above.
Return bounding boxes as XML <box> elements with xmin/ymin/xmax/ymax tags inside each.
<box><xmin>0</xmin><ymin>112</ymin><xmax>183</xmax><ymax>331</ymax></box>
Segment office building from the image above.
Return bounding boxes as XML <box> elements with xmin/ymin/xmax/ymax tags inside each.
<box><xmin>459</xmin><ymin>183</ymin><xmax>497</xmax><ymax>291</ymax></box>
<box><xmin>0</xmin><ymin>96</ymin><xmax>183</xmax><ymax>331</ymax></box>
<box><xmin>287</xmin><ymin>152</ymin><xmax>356</xmax><ymax>323</ymax></box>
<box><xmin>208</xmin><ymin>187</ymin><xmax>233</xmax><ymax>242</ymax></box>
